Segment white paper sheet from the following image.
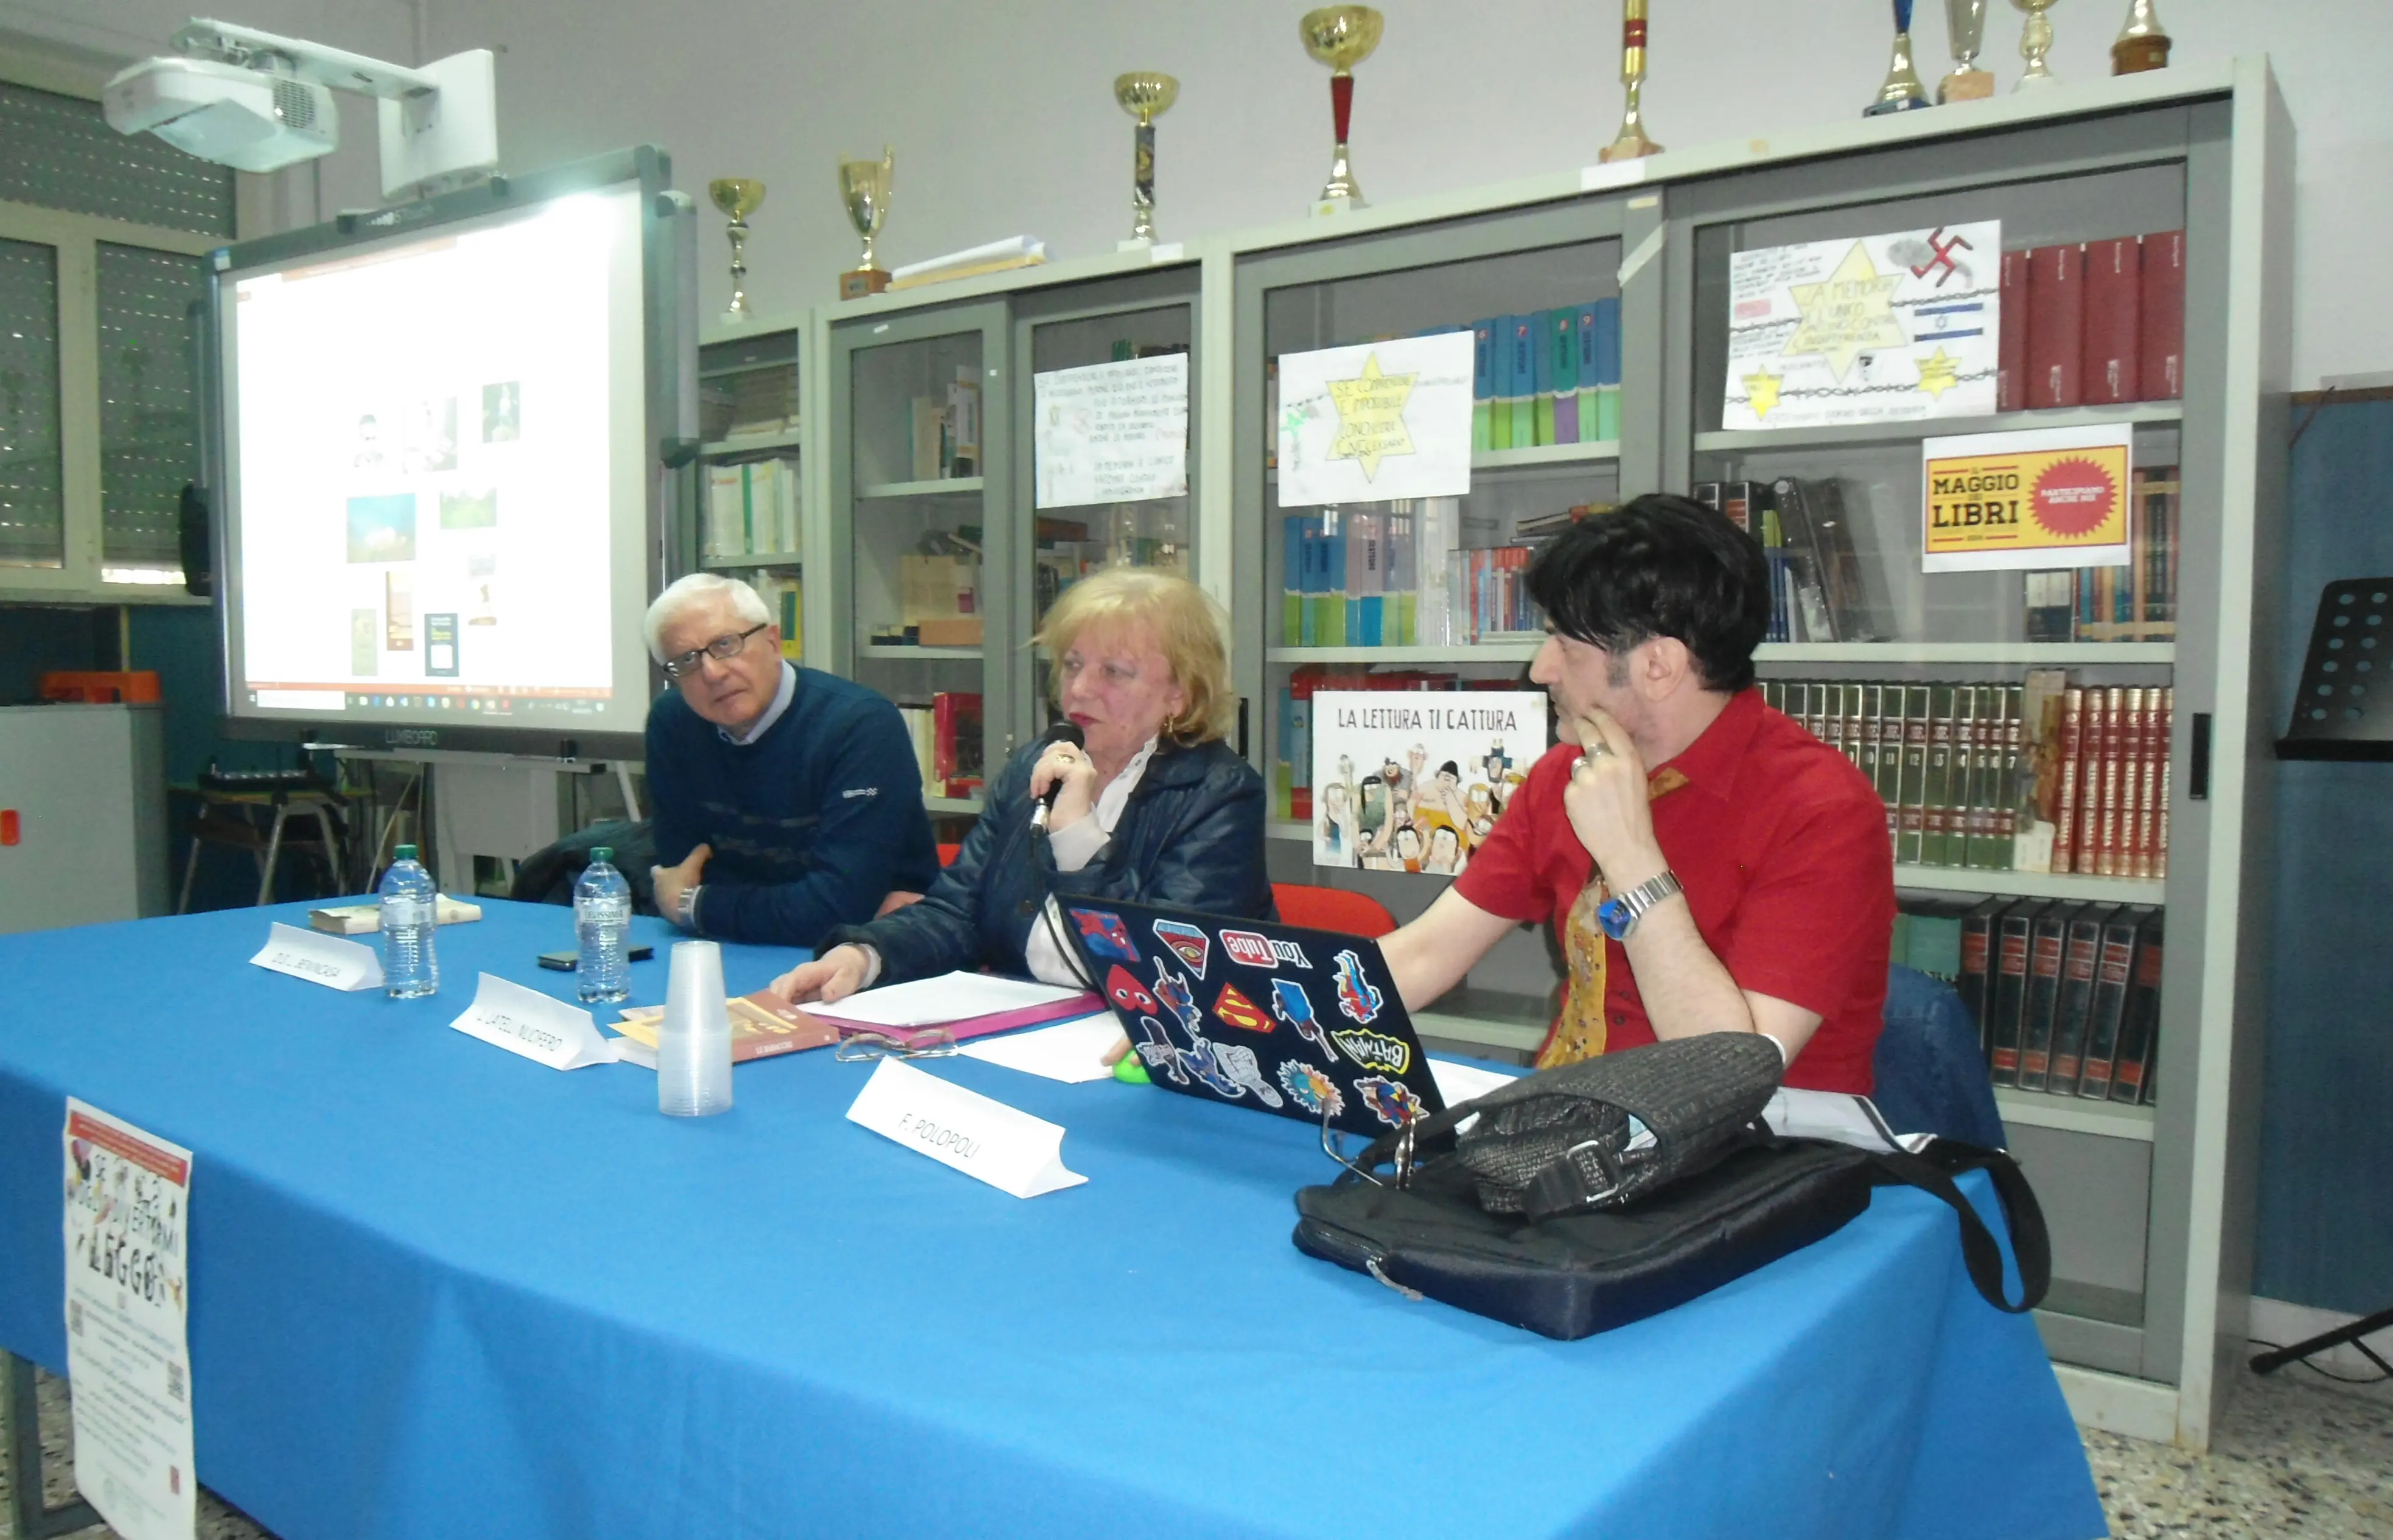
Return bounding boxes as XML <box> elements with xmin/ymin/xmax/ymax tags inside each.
<box><xmin>824</xmin><ymin>970</ymin><xmax>1088</xmax><ymax>1031</ymax></box>
<box><xmin>1427</xmin><ymin>1057</ymin><xmax>1520</xmax><ymax>1106</ymax></box>
<box><xmin>958</xmin><ymin>1012</ymin><xmax>1124</xmax><ymax>1084</ymax></box>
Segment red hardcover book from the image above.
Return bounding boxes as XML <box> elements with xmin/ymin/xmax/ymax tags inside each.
<box><xmin>2154</xmin><ymin>689</ymin><xmax>2173</xmax><ymax>878</ymax></box>
<box><xmin>2138</xmin><ymin>229</ymin><xmax>2187</xmax><ymax>401</ymax></box>
<box><xmin>1998</xmin><ymin>248</ymin><xmax>2031</xmax><ymax>413</ymax></box>
<box><xmin>2096</xmin><ymin>685</ymin><xmax>2126</xmax><ymax>877</ymax></box>
<box><xmin>2052</xmin><ymin>687</ymin><xmax>2085</xmax><ymax>874</ymax></box>
<box><xmin>2081</xmin><ymin>236</ymin><xmax>2142</xmax><ymax>406</ymax></box>
<box><xmin>2074</xmin><ymin>688</ymin><xmax>2106</xmax><ymax>874</ymax></box>
<box><xmin>2116</xmin><ymin>686</ymin><xmax>2146</xmax><ymax>879</ymax></box>
<box><xmin>2025</xmin><ymin>243</ymin><xmax>2085</xmax><ymax>409</ymax></box>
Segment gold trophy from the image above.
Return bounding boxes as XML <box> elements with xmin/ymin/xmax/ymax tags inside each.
<box><xmin>1598</xmin><ymin>0</ymin><xmax>1663</xmax><ymax>163</ymax></box>
<box><xmin>1864</xmin><ymin>0</ymin><xmax>1933</xmax><ymax>115</ymax></box>
<box><xmin>1939</xmin><ymin>0</ymin><xmax>1996</xmax><ymax>101</ymax></box>
<box><xmin>2111</xmin><ymin>0</ymin><xmax>2171</xmax><ymax>73</ymax></box>
<box><xmin>707</xmin><ymin>178</ymin><xmax>766</xmax><ymax>322</ymax></box>
<box><xmin>2011</xmin><ymin>0</ymin><xmax>2061</xmax><ymax>89</ymax></box>
<box><xmin>1114</xmin><ymin>72</ymin><xmax>1178</xmax><ymax>248</ymax></box>
<box><xmin>1299</xmin><ymin>6</ymin><xmax>1382</xmax><ymax>214</ymax></box>
<box><xmin>837</xmin><ymin>148</ymin><xmax>894</xmax><ymax>302</ymax></box>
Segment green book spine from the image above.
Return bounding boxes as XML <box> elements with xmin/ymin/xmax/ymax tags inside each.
<box><xmin>1896</xmin><ymin>684</ymin><xmax>1929</xmax><ymax>864</ymax></box>
<box><xmin>1998</xmin><ymin>683</ymin><xmax>2025</xmax><ymax>869</ymax></box>
<box><xmin>1596</xmin><ymin>386</ymin><xmax>1622</xmax><ymax>444</ymax></box>
<box><xmin>1873</xmin><ymin>683</ymin><xmax>1905</xmax><ymax>848</ymax></box>
<box><xmin>1857</xmin><ymin>683</ymin><xmax>1882</xmax><ymax>798</ymax></box>
<box><xmin>1958</xmin><ymin>684</ymin><xmax>1989</xmax><ymax>869</ymax></box>
<box><xmin>1921</xmin><ymin>683</ymin><xmax>1958</xmax><ymax>866</ymax></box>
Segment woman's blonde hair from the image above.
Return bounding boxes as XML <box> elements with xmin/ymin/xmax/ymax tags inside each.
<box><xmin>1033</xmin><ymin>565</ymin><xmax>1234</xmax><ymax>746</ymax></box>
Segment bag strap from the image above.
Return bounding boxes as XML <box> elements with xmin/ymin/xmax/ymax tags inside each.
<box><xmin>1858</xmin><ymin>1140</ymin><xmax>2050</xmax><ymax>1314</ymax></box>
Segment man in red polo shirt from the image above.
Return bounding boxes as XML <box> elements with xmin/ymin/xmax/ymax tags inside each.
<box><xmin>1380</xmin><ymin>493</ymin><xmax>1893</xmax><ymax>1093</ymax></box>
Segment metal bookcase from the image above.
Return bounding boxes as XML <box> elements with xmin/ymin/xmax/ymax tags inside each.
<box><xmin>806</xmin><ymin>57</ymin><xmax>2290</xmax><ymax>1452</ymax></box>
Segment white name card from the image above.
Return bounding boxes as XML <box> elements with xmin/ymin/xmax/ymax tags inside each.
<box><xmin>449</xmin><ymin>973</ymin><xmax>624</xmax><ymax>1071</ymax></box>
<box><xmin>250</xmin><ymin>921</ymin><xmax>383</xmax><ymax>992</ymax></box>
<box><xmin>845</xmin><ymin>1057</ymin><xmax>1086</xmax><ymax>1199</ymax></box>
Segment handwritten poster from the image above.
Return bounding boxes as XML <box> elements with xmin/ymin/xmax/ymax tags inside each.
<box><xmin>1722</xmin><ymin>220</ymin><xmax>2001</xmax><ymax>431</ymax></box>
<box><xmin>1921</xmin><ymin>423</ymin><xmax>2133</xmax><ymax>572</ymax></box>
<box><xmin>1277</xmin><ymin>332</ymin><xmax>1474</xmax><ymax>506</ymax></box>
<box><xmin>1033</xmin><ymin>353</ymin><xmax>1189</xmax><ymax>509</ymax></box>
<box><xmin>63</xmin><ymin>1098</ymin><xmax>197</xmax><ymax>1540</ymax></box>
<box><xmin>1310</xmin><ymin>690</ymin><xmax>1549</xmax><ymax>874</ymax></box>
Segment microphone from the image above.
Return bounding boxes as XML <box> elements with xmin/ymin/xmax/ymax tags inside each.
<box><xmin>1028</xmin><ymin>720</ymin><xmax>1087</xmax><ymax>833</ymax></box>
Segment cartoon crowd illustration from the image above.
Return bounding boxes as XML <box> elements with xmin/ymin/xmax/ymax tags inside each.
<box><xmin>1315</xmin><ymin>736</ymin><xmax>1526</xmax><ymax>876</ymax></box>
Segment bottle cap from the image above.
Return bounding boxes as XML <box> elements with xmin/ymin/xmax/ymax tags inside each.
<box><xmin>591</xmin><ymin>846</ymin><xmax>613</xmax><ymax>862</ymax></box>
<box><xmin>396</xmin><ymin>843</ymin><xmax>417</xmax><ymax>860</ymax></box>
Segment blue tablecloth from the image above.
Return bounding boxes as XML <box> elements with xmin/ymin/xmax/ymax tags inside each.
<box><xmin>0</xmin><ymin>901</ymin><xmax>2101</xmax><ymax>1539</ymax></box>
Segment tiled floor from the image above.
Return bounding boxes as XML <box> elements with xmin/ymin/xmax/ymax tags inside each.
<box><xmin>7</xmin><ymin>1359</ymin><xmax>2391</xmax><ymax>1538</ymax></box>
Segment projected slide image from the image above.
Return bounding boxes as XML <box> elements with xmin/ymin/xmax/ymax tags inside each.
<box><xmin>386</xmin><ymin>570</ymin><xmax>414</xmax><ymax>650</ymax></box>
<box><xmin>351</xmin><ymin>609</ymin><xmax>378</xmax><ymax>675</ymax></box>
<box><xmin>425</xmin><ymin>613</ymin><xmax>460</xmax><ymax>676</ymax></box>
<box><xmin>348</xmin><ymin>494</ymin><xmax>417</xmax><ymax>563</ymax></box>
<box><xmin>483</xmin><ymin>381</ymin><xmax>520</xmax><ymax>443</ymax></box>
<box><xmin>353</xmin><ymin>414</ymin><xmax>388</xmax><ymax>470</ymax></box>
<box><xmin>467</xmin><ymin>551</ymin><xmax>498</xmax><ymax>625</ymax></box>
<box><xmin>405</xmin><ymin>396</ymin><xmax>458</xmax><ymax>474</ymax></box>
<box><xmin>441</xmin><ymin>487</ymin><xmax>498</xmax><ymax>529</ymax></box>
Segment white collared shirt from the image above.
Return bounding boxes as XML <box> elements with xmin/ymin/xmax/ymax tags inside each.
<box><xmin>718</xmin><ymin>661</ymin><xmax>797</xmax><ymax>746</ymax></box>
<box><xmin>1027</xmin><ymin>736</ymin><xmax>1158</xmax><ymax>987</ymax></box>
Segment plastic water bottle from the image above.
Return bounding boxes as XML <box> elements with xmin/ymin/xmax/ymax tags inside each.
<box><xmin>574</xmin><ymin>847</ymin><xmax>632</xmax><ymax>1004</ymax></box>
<box><xmin>658</xmin><ymin>939</ymin><xmax>734</xmax><ymax>1117</ymax></box>
<box><xmin>379</xmin><ymin>844</ymin><xmax>439</xmax><ymax>999</ymax></box>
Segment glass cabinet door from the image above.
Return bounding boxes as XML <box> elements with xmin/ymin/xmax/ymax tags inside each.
<box><xmin>830</xmin><ymin>301</ymin><xmax>1008</xmax><ymax>825</ymax></box>
<box><xmin>693</xmin><ymin>324</ymin><xmax>803</xmax><ymax>663</ymax></box>
<box><xmin>1010</xmin><ymin>265</ymin><xmax>1200</xmax><ymax>745</ymax></box>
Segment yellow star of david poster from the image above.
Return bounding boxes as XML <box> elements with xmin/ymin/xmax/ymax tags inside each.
<box><xmin>1742</xmin><ymin>369</ymin><xmax>1784</xmax><ymax>420</ymax></box>
<box><xmin>1783</xmin><ymin>242</ymin><xmax>1908</xmax><ymax>382</ymax></box>
<box><xmin>1324</xmin><ymin>354</ymin><xmax>1417</xmax><ymax>481</ymax></box>
<box><xmin>1914</xmin><ymin>347</ymin><xmax>1960</xmax><ymax>400</ymax></box>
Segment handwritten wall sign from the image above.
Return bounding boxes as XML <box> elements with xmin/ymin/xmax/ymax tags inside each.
<box><xmin>1277</xmin><ymin>331</ymin><xmax>1473</xmax><ymax>506</ymax></box>
<box><xmin>1033</xmin><ymin>352</ymin><xmax>1190</xmax><ymax>510</ymax></box>
<box><xmin>845</xmin><ymin>1057</ymin><xmax>1086</xmax><ymax>1198</ymax></box>
<box><xmin>1920</xmin><ymin>423</ymin><xmax>2133</xmax><ymax>573</ymax></box>
<box><xmin>1722</xmin><ymin>220</ymin><xmax>2001</xmax><ymax>431</ymax></box>
<box><xmin>250</xmin><ymin>921</ymin><xmax>383</xmax><ymax>991</ymax></box>
<box><xmin>64</xmin><ymin>1098</ymin><xmax>197</xmax><ymax>1540</ymax></box>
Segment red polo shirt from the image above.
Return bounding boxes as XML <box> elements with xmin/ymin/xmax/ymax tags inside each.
<box><xmin>1454</xmin><ymin>687</ymin><xmax>1894</xmax><ymax>1093</ymax></box>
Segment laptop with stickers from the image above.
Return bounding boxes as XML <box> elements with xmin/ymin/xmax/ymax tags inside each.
<box><xmin>1059</xmin><ymin>896</ymin><xmax>1447</xmax><ymax>1139</ymax></box>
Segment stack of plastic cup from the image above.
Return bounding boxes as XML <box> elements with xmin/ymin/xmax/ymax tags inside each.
<box><xmin>657</xmin><ymin>940</ymin><xmax>734</xmax><ymax>1117</ymax></box>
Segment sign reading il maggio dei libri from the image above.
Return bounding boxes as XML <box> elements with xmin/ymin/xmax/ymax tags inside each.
<box><xmin>1920</xmin><ymin>423</ymin><xmax>2133</xmax><ymax>574</ymax></box>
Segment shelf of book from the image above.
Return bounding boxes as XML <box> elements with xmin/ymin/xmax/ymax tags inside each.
<box><xmin>861</xmin><ymin>644</ymin><xmax>982</xmax><ymax>661</ymax></box>
<box><xmin>700</xmin><ymin>551</ymin><xmax>802</xmax><ymax>571</ymax></box>
<box><xmin>1758</xmin><ymin>643</ymin><xmax>2174</xmax><ymax>666</ymax></box>
<box><xmin>1266</xmin><ymin>641</ymin><xmax>1543</xmax><ymax>666</ymax></box>
<box><xmin>1996</xmin><ymin>1089</ymin><xmax>2156</xmax><ymax>1143</ymax></box>
<box><xmin>1693</xmin><ymin>403</ymin><xmax>2184</xmax><ymax>456</ymax></box>
<box><xmin>1893</xmin><ymin>863</ymin><xmax>2162</xmax><ymax>905</ymax></box>
<box><xmin>700</xmin><ymin>427</ymin><xmax>805</xmax><ymax>456</ymax></box>
<box><xmin>860</xmin><ymin>477</ymin><xmax>985</xmax><ymax>500</ymax></box>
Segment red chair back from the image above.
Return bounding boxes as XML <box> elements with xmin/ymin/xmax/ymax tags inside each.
<box><xmin>937</xmin><ymin>842</ymin><xmax>963</xmax><ymax>868</ymax></box>
<box><xmin>1271</xmin><ymin>882</ymin><xmax>1398</xmax><ymax>939</ymax></box>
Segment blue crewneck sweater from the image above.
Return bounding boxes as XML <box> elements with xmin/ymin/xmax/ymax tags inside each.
<box><xmin>644</xmin><ymin>667</ymin><xmax>937</xmax><ymax>948</ymax></box>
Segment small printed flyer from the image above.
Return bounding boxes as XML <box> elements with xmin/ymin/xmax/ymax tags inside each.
<box><xmin>63</xmin><ymin>1097</ymin><xmax>197</xmax><ymax>1540</ymax></box>
<box><xmin>1310</xmin><ymin>690</ymin><xmax>1549</xmax><ymax>874</ymax></box>
<box><xmin>1920</xmin><ymin>423</ymin><xmax>2133</xmax><ymax>573</ymax></box>
<box><xmin>1721</xmin><ymin>220</ymin><xmax>2001</xmax><ymax>431</ymax></box>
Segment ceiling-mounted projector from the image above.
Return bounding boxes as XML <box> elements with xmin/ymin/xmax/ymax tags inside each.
<box><xmin>104</xmin><ymin>17</ymin><xmax>498</xmax><ymax>200</ymax></box>
<box><xmin>106</xmin><ymin>55</ymin><xmax>337</xmax><ymax>173</ymax></box>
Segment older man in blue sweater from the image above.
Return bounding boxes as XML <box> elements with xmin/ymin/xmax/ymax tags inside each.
<box><xmin>642</xmin><ymin>574</ymin><xmax>937</xmax><ymax>947</ymax></box>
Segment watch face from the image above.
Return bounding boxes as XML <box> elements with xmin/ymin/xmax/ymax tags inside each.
<box><xmin>1597</xmin><ymin>898</ymin><xmax>1632</xmax><ymax>942</ymax></box>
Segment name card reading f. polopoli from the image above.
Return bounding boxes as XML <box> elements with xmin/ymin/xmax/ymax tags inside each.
<box><xmin>845</xmin><ymin>1057</ymin><xmax>1086</xmax><ymax>1199</ymax></box>
<box><xmin>250</xmin><ymin>921</ymin><xmax>383</xmax><ymax>992</ymax></box>
<box><xmin>449</xmin><ymin>973</ymin><xmax>626</xmax><ymax>1071</ymax></box>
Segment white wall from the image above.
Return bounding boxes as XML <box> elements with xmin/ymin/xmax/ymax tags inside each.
<box><xmin>10</xmin><ymin>0</ymin><xmax>2390</xmax><ymax>385</ymax></box>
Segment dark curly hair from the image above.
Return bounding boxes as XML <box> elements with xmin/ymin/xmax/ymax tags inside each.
<box><xmin>1523</xmin><ymin>493</ymin><xmax>1772</xmax><ymax>694</ymax></box>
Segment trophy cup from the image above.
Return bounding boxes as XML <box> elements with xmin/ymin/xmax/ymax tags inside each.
<box><xmin>1299</xmin><ymin>6</ymin><xmax>1382</xmax><ymax>214</ymax></box>
<box><xmin>2011</xmin><ymin>0</ymin><xmax>2061</xmax><ymax>89</ymax></box>
<box><xmin>2111</xmin><ymin>0</ymin><xmax>2170</xmax><ymax>73</ymax></box>
<box><xmin>837</xmin><ymin>148</ymin><xmax>894</xmax><ymax>302</ymax></box>
<box><xmin>1598</xmin><ymin>0</ymin><xmax>1664</xmax><ymax>163</ymax></box>
<box><xmin>707</xmin><ymin>178</ymin><xmax>765</xmax><ymax>322</ymax></box>
<box><xmin>1938</xmin><ymin>0</ymin><xmax>1995</xmax><ymax>101</ymax></box>
<box><xmin>1864</xmin><ymin>0</ymin><xmax>1933</xmax><ymax>116</ymax></box>
<box><xmin>1114</xmin><ymin>72</ymin><xmax>1178</xmax><ymax>248</ymax></box>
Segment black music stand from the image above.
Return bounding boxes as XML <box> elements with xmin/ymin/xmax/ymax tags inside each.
<box><xmin>2254</xmin><ymin>579</ymin><xmax>2393</xmax><ymax>1378</ymax></box>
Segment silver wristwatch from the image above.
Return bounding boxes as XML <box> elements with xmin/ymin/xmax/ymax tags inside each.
<box><xmin>676</xmin><ymin>883</ymin><xmax>702</xmax><ymax>932</ymax></box>
<box><xmin>1597</xmin><ymin>869</ymin><xmax>1683</xmax><ymax>941</ymax></box>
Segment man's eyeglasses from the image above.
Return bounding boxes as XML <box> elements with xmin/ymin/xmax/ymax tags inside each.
<box><xmin>661</xmin><ymin>622</ymin><xmax>769</xmax><ymax>681</ymax></box>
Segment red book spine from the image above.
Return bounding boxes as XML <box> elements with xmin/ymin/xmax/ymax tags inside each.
<box><xmin>2097</xmin><ymin>686</ymin><xmax>2125</xmax><ymax>877</ymax></box>
<box><xmin>2026</xmin><ymin>243</ymin><xmax>2085</xmax><ymax>409</ymax></box>
<box><xmin>2053</xmin><ymin>688</ymin><xmax>2084</xmax><ymax>874</ymax></box>
<box><xmin>1999</xmin><ymin>248</ymin><xmax>2031</xmax><ymax>413</ymax></box>
<box><xmin>2074</xmin><ymin>689</ymin><xmax>2106</xmax><ymax>874</ymax></box>
<box><xmin>2154</xmin><ymin>689</ymin><xmax>2173</xmax><ymax>879</ymax></box>
<box><xmin>2136</xmin><ymin>696</ymin><xmax>2162</xmax><ymax>879</ymax></box>
<box><xmin>2122</xmin><ymin>687</ymin><xmax>2150</xmax><ymax>879</ymax></box>
<box><xmin>2081</xmin><ymin>237</ymin><xmax>2142</xmax><ymax>406</ymax></box>
<box><xmin>2138</xmin><ymin>229</ymin><xmax>2186</xmax><ymax>401</ymax></box>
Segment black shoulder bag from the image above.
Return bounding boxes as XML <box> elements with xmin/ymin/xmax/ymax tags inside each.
<box><xmin>1291</xmin><ymin>1035</ymin><xmax>2049</xmax><ymax>1341</ymax></box>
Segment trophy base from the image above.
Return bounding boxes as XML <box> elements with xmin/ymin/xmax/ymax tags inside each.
<box><xmin>839</xmin><ymin>267</ymin><xmax>892</xmax><ymax>302</ymax></box>
<box><xmin>2112</xmin><ymin>36</ymin><xmax>2170</xmax><ymax>74</ymax></box>
<box><xmin>1117</xmin><ymin>235</ymin><xmax>1155</xmax><ymax>252</ymax></box>
<box><xmin>1937</xmin><ymin>68</ymin><xmax>1996</xmax><ymax>103</ymax></box>
<box><xmin>2013</xmin><ymin>70</ymin><xmax>2059</xmax><ymax>91</ymax></box>
<box><xmin>1598</xmin><ymin>131</ymin><xmax>1663</xmax><ymax>164</ymax></box>
<box><xmin>719</xmin><ymin>307</ymin><xmax>752</xmax><ymax>327</ymax></box>
<box><xmin>1863</xmin><ymin>93</ymin><xmax>1932</xmax><ymax>117</ymax></box>
<box><xmin>1312</xmin><ymin>193</ymin><xmax>1366</xmax><ymax>218</ymax></box>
